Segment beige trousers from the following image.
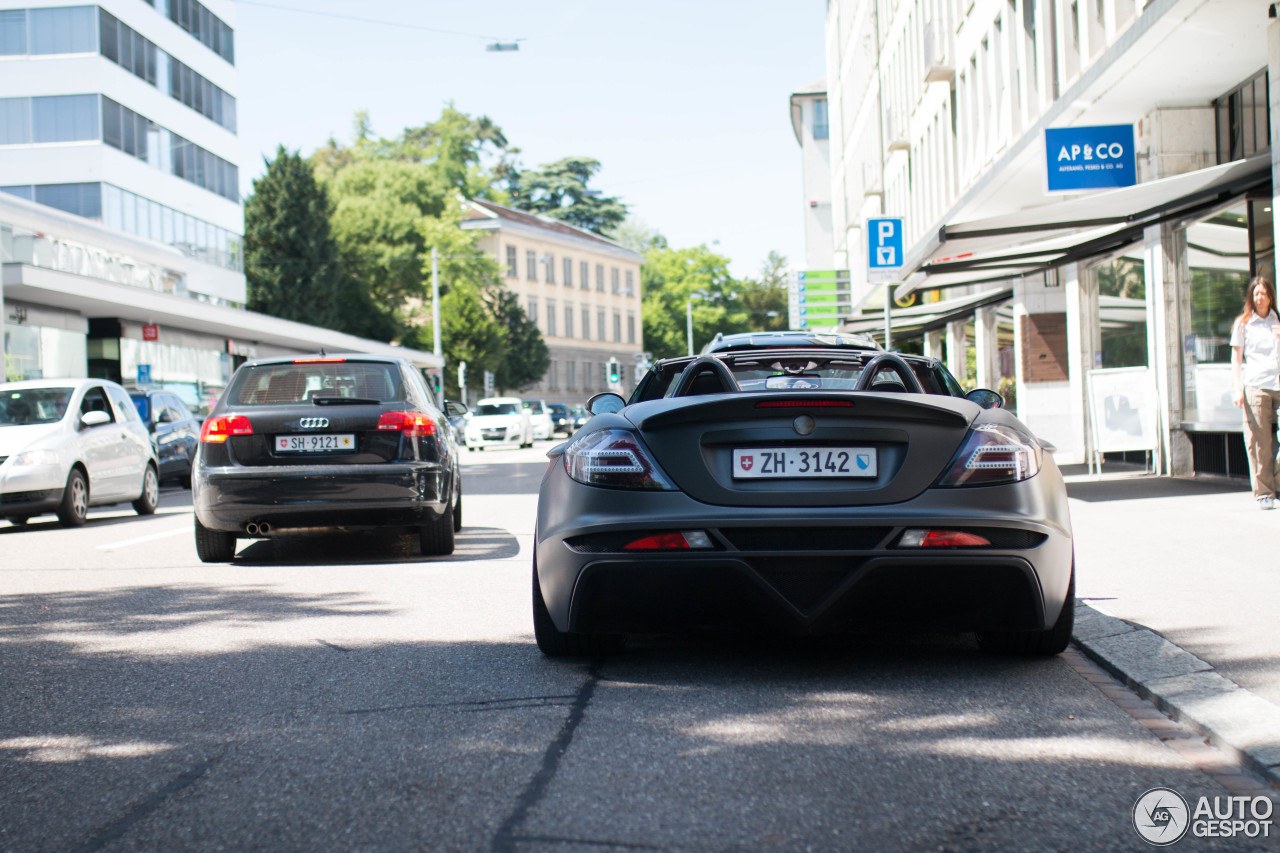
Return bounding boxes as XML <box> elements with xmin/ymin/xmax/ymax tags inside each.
<box><xmin>1243</xmin><ymin>386</ymin><xmax>1280</xmax><ymax>498</ymax></box>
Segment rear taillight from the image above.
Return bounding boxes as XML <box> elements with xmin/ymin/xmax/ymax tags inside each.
<box><xmin>377</xmin><ymin>411</ymin><xmax>437</xmax><ymax>437</ymax></box>
<box><xmin>200</xmin><ymin>415</ymin><xmax>253</xmax><ymax>443</ymax></box>
<box><xmin>564</xmin><ymin>429</ymin><xmax>676</xmax><ymax>490</ymax></box>
<box><xmin>896</xmin><ymin>529</ymin><xmax>992</xmax><ymax>548</ymax></box>
<box><xmin>623</xmin><ymin>530</ymin><xmax>714</xmax><ymax>550</ymax></box>
<box><xmin>935</xmin><ymin>423</ymin><xmax>1042</xmax><ymax>487</ymax></box>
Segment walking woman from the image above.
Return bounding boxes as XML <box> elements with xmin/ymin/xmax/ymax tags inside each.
<box><xmin>1231</xmin><ymin>276</ymin><xmax>1280</xmax><ymax>509</ymax></box>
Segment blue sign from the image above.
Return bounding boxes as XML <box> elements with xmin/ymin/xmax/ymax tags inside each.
<box><xmin>1045</xmin><ymin>125</ymin><xmax>1136</xmax><ymax>191</ymax></box>
<box><xmin>867</xmin><ymin>217</ymin><xmax>904</xmax><ymax>269</ymax></box>
<box><xmin>137</xmin><ymin>364</ymin><xmax>151</xmax><ymax>385</ymax></box>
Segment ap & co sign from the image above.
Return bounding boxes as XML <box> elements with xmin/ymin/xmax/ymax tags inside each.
<box><xmin>1045</xmin><ymin>125</ymin><xmax>1135</xmax><ymax>192</ymax></box>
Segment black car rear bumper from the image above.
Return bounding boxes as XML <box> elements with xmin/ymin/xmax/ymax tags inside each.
<box><xmin>193</xmin><ymin>463</ymin><xmax>451</xmax><ymax>533</ymax></box>
<box><xmin>536</xmin><ymin>467</ymin><xmax>1074</xmax><ymax>636</ymax></box>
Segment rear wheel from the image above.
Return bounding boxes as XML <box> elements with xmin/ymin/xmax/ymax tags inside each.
<box><xmin>452</xmin><ymin>484</ymin><xmax>462</xmax><ymax>533</ymax></box>
<box><xmin>56</xmin><ymin>469</ymin><xmax>89</xmax><ymax>527</ymax></box>
<box><xmin>532</xmin><ymin>553</ymin><xmax>624</xmax><ymax>658</ymax></box>
<box><xmin>9</xmin><ymin>516</ymin><xmax>29</xmax><ymax>527</ymax></box>
<box><xmin>132</xmin><ymin>465</ymin><xmax>159</xmax><ymax>515</ymax></box>
<box><xmin>420</xmin><ymin>509</ymin><xmax>455</xmax><ymax>556</ymax></box>
<box><xmin>194</xmin><ymin>518</ymin><xmax>237</xmax><ymax>562</ymax></box>
<box><xmin>977</xmin><ymin>565</ymin><xmax>1075</xmax><ymax>656</ymax></box>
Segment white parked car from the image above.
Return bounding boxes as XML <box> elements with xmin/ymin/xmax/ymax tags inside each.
<box><xmin>464</xmin><ymin>396</ymin><xmax>533</xmax><ymax>450</ymax></box>
<box><xmin>0</xmin><ymin>378</ymin><xmax>160</xmax><ymax>527</ymax></box>
<box><xmin>522</xmin><ymin>399</ymin><xmax>555</xmax><ymax>441</ymax></box>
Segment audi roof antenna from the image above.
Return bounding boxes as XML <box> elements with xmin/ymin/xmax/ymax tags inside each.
<box><xmin>318</xmin><ymin>347</ymin><xmax>326</xmax><ymax>357</ymax></box>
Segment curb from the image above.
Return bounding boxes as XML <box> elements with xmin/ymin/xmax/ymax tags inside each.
<box><xmin>1072</xmin><ymin>601</ymin><xmax>1280</xmax><ymax>788</ymax></box>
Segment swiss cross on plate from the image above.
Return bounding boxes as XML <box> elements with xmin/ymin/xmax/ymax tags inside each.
<box><xmin>740</xmin><ymin>455</ymin><xmax>754</xmax><ymax>471</ymax></box>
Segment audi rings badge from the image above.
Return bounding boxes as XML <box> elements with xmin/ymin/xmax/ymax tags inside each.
<box><xmin>298</xmin><ymin>417</ymin><xmax>329</xmax><ymax>429</ymax></box>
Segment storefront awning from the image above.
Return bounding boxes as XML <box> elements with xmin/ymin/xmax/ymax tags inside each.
<box><xmin>841</xmin><ymin>286</ymin><xmax>1013</xmax><ymax>337</ymax></box>
<box><xmin>897</xmin><ymin>154</ymin><xmax>1271</xmax><ymax>297</ymax></box>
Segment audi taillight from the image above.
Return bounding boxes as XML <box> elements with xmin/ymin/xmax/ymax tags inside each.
<box><xmin>200</xmin><ymin>415</ymin><xmax>253</xmax><ymax>443</ymax></box>
<box><xmin>377</xmin><ymin>411</ymin><xmax>437</xmax><ymax>437</ymax></box>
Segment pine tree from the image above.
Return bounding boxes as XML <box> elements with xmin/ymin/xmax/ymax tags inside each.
<box><xmin>244</xmin><ymin>146</ymin><xmax>349</xmax><ymax>332</ymax></box>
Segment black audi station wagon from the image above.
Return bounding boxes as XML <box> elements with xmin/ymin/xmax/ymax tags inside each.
<box><xmin>191</xmin><ymin>354</ymin><xmax>461</xmax><ymax>562</ymax></box>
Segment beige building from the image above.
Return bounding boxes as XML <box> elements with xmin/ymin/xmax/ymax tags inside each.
<box><xmin>461</xmin><ymin>199</ymin><xmax>645</xmax><ymax>402</ymax></box>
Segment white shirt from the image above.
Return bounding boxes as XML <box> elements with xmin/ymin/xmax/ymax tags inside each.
<box><xmin>1230</xmin><ymin>312</ymin><xmax>1280</xmax><ymax>391</ymax></box>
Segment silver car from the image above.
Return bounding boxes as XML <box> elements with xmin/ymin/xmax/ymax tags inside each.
<box><xmin>533</xmin><ymin>349</ymin><xmax>1073</xmax><ymax>658</ymax></box>
<box><xmin>0</xmin><ymin>379</ymin><xmax>159</xmax><ymax>527</ymax></box>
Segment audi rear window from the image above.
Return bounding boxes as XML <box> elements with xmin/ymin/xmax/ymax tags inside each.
<box><xmin>227</xmin><ymin>362</ymin><xmax>405</xmax><ymax>406</ymax></box>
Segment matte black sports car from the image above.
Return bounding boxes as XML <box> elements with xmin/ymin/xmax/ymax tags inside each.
<box><xmin>192</xmin><ymin>354</ymin><xmax>461</xmax><ymax>562</ymax></box>
<box><xmin>533</xmin><ymin>348</ymin><xmax>1073</xmax><ymax>657</ymax></box>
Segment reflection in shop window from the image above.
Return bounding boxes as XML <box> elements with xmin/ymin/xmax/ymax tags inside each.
<box><xmin>1095</xmin><ymin>256</ymin><xmax>1147</xmax><ymax>368</ymax></box>
<box><xmin>1189</xmin><ymin>207</ymin><xmax>1251</xmax><ymax>365</ymax></box>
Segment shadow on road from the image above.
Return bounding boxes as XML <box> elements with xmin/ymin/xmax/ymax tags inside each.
<box><xmin>231</xmin><ymin>526</ymin><xmax>520</xmax><ymax>566</ymax></box>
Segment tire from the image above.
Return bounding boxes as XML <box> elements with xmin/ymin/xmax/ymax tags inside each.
<box><xmin>532</xmin><ymin>552</ymin><xmax>624</xmax><ymax>658</ymax></box>
<box><xmin>420</xmin><ymin>509</ymin><xmax>455</xmax><ymax>556</ymax></box>
<box><xmin>194</xmin><ymin>518</ymin><xmax>237</xmax><ymax>562</ymax></box>
<box><xmin>132</xmin><ymin>465</ymin><xmax>159</xmax><ymax>515</ymax></box>
<box><xmin>56</xmin><ymin>468</ymin><xmax>89</xmax><ymax>528</ymax></box>
<box><xmin>178</xmin><ymin>467</ymin><xmax>193</xmax><ymax>490</ymax></box>
<box><xmin>452</xmin><ymin>484</ymin><xmax>462</xmax><ymax>533</ymax></box>
<box><xmin>9</xmin><ymin>516</ymin><xmax>29</xmax><ymax>527</ymax></box>
<box><xmin>977</xmin><ymin>564</ymin><xmax>1075</xmax><ymax>656</ymax></box>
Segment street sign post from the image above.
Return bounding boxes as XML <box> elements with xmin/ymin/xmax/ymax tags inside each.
<box><xmin>867</xmin><ymin>217</ymin><xmax>905</xmax><ymax>349</ymax></box>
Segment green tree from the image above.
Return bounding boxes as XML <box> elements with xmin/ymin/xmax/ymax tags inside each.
<box><xmin>738</xmin><ymin>250</ymin><xmax>790</xmax><ymax>332</ymax></box>
<box><xmin>508</xmin><ymin>156</ymin><xmax>627</xmax><ymax>235</ymax></box>
<box><xmin>243</xmin><ymin>146</ymin><xmax>347</xmax><ymax>329</ymax></box>
<box><xmin>486</xmin><ymin>287</ymin><xmax>549</xmax><ymax>392</ymax></box>
<box><xmin>641</xmin><ymin>243</ymin><xmax>747</xmax><ymax>359</ymax></box>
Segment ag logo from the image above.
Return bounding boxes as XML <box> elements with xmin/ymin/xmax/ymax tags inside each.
<box><xmin>740</xmin><ymin>456</ymin><xmax>753</xmax><ymax>471</ymax></box>
<box><xmin>1133</xmin><ymin>787</ymin><xmax>1190</xmax><ymax>846</ymax></box>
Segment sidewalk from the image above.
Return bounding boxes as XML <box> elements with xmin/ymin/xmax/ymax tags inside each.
<box><xmin>1062</xmin><ymin>463</ymin><xmax>1280</xmax><ymax>786</ymax></box>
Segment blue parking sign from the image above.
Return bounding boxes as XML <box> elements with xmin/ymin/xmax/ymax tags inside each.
<box><xmin>867</xmin><ymin>217</ymin><xmax>904</xmax><ymax>282</ymax></box>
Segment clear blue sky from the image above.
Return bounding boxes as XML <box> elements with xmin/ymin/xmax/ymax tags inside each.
<box><xmin>232</xmin><ymin>0</ymin><xmax>827</xmax><ymax>278</ymax></box>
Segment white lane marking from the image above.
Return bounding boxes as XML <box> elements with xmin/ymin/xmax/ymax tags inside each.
<box><xmin>97</xmin><ymin>524</ymin><xmax>191</xmax><ymax>551</ymax></box>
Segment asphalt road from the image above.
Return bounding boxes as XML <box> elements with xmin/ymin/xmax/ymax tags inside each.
<box><xmin>0</xmin><ymin>443</ymin><xmax>1273</xmax><ymax>852</ymax></box>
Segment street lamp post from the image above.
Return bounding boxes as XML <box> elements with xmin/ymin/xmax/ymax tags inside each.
<box><xmin>686</xmin><ymin>299</ymin><xmax>694</xmax><ymax>356</ymax></box>
<box><xmin>431</xmin><ymin>247</ymin><xmax>444</xmax><ymax>410</ymax></box>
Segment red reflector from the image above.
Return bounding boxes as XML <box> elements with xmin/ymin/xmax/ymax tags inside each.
<box><xmin>755</xmin><ymin>400</ymin><xmax>853</xmax><ymax>408</ymax></box>
<box><xmin>623</xmin><ymin>532</ymin><xmax>690</xmax><ymax>550</ymax></box>
<box><xmin>377</xmin><ymin>411</ymin><xmax>437</xmax><ymax>437</ymax></box>
<box><xmin>906</xmin><ymin>530</ymin><xmax>992</xmax><ymax>548</ymax></box>
<box><xmin>292</xmin><ymin>357</ymin><xmax>347</xmax><ymax>363</ymax></box>
<box><xmin>199</xmin><ymin>414</ymin><xmax>253</xmax><ymax>443</ymax></box>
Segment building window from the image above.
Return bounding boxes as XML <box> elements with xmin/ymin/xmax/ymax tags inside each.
<box><xmin>580</xmin><ymin>260</ymin><xmax>589</xmax><ymax>290</ymax></box>
<box><xmin>506</xmin><ymin>245</ymin><xmax>517</xmax><ymax>277</ymax></box>
<box><xmin>596</xmin><ymin>264</ymin><xmax>605</xmax><ymax>292</ymax></box>
<box><xmin>627</xmin><ymin>312</ymin><xmax>636</xmax><ymax>344</ymax></box>
<box><xmin>613</xmin><ymin>311</ymin><xmax>622</xmax><ymax>342</ymax></box>
<box><xmin>548</xmin><ymin>359</ymin><xmax>559</xmax><ymax>390</ymax></box>
<box><xmin>546</xmin><ymin>252</ymin><xmax>555</xmax><ymax>283</ymax></box>
<box><xmin>813</xmin><ymin>98</ymin><xmax>829</xmax><ymax>139</ymax></box>
<box><xmin>527</xmin><ymin>249</ymin><xmax>537</xmax><ymax>280</ymax></box>
<box><xmin>528</xmin><ymin>296</ymin><xmax>538</xmax><ymax>329</ymax></box>
<box><xmin>546</xmin><ymin>300</ymin><xmax>557</xmax><ymax>337</ymax></box>
<box><xmin>624</xmin><ymin>270</ymin><xmax>634</xmax><ymax>295</ymax></box>
<box><xmin>611</xmin><ymin>268</ymin><xmax>620</xmax><ymax>293</ymax></box>
<box><xmin>581</xmin><ymin>307</ymin><xmax>591</xmax><ymax>341</ymax></box>
<box><xmin>28</xmin><ymin>182</ymin><xmax>101</xmax><ymax>218</ymax></box>
<box><xmin>1215</xmin><ymin>68</ymin><xmax>1270</xmax><ymax>164</ymax></box>
<box><xmin>27</xmin><ymin>7</ymin><xmax>97</xmax><ymax>55</ymax></box>
<box><xmin>564</xmin><ymin>304</ymin><xmax>574</xmax><ymax>339</ymax></box>
<box><xmin>598</xmin><ymin>310</ymin><xmax>606</xmax><ymax>341</ymax></box>
<box><xmin>567</xmin><ymin>360</ymin><xmax>576</xmax><ymax>390</ymax></box>
<box><xmin>583</xmin><ymin>361</ymin><xmax>593</xmax><ymax>390</ymax></box>
<box><xmin>563</xmin><ymin>256</ymin><xmax>573</xmax><ymax>287</ymax></box>
<box><xmin>164</xmin><ymin>0</ymin><xmax>235</xmax><ymax>65</ymax></box>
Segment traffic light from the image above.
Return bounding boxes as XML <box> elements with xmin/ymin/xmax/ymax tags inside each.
<box><xmin>607</xmin><ymin>358</ymin><xmax>620</xmax><ymax>385</ymax></box>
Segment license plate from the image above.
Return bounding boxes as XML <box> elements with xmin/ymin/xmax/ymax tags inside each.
<box><xmin>732</xmin><ymin>447</ymin><xmax>877</xmax><ymax>479</ymax></box>
<box><xmin>275</xmin><ymin>434</ymin><xmax>355</xmax><ymax>452</ymax></box>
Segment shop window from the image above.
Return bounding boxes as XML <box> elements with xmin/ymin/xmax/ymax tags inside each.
<box><xmin>1095</xmin><ymin>256</ymin><xmax>1148</xmax><ymax>368</ymax></box>
<box><xmin>1215</xmin><ymin>69</ymin><xmax>1270</xmax><ymax>164</ymax></box>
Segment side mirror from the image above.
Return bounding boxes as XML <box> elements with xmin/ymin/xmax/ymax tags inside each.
<box><xmin>80</xmin><ymin>410</ymin><xmax>111</xmax><ymax>429</ymax></box>
<box><xmin>587</xmin><ymin>392</ymin><xmax>626</xmax><ymax>415</ymax></box>
<box><xmin>965</xmin><ymin>388</ymin><xmax>1004</xmax><ymax>409</ymax></box>
<box><xmin>444</xmin><ymin>400</ymin><xmax>468</xmax><ymax>418</ymax></box>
